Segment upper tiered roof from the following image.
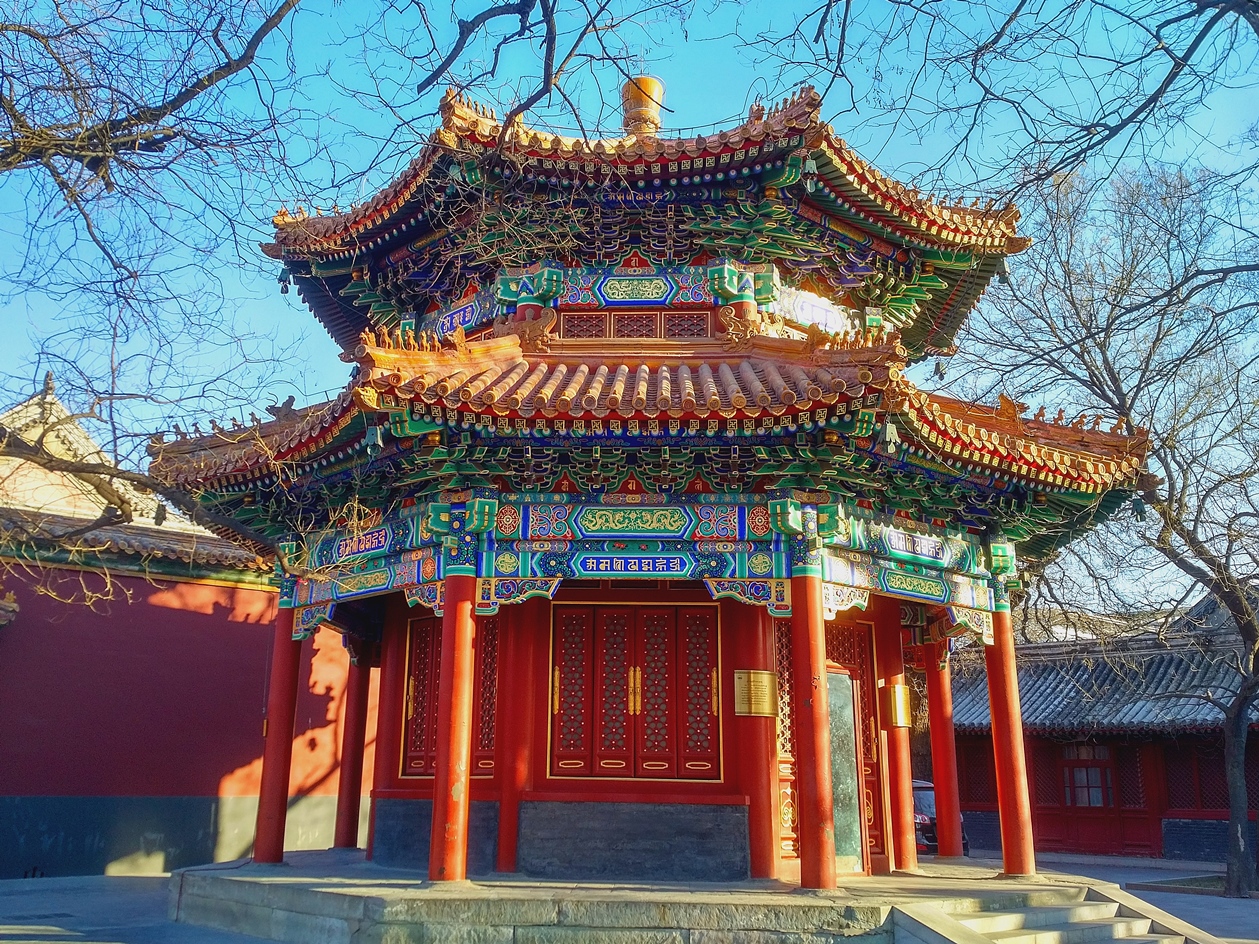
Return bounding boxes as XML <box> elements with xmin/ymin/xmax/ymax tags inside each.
<box><xmin>265</xmin><ymin>81</ymin><xmax>1028</xmax><ymax>359</ymax></box>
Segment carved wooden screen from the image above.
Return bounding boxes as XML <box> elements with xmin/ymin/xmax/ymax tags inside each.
<box><xmin>402</xmin><ymin>615</ymin><xmax>499</xmax><ymax>777</ymax></box>
<box><xmin>549</xmin><ymin>605</ymin><xmax>719</xmax><ymax>780</ymax></box>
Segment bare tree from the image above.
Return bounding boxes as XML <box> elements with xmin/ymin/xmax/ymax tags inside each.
<box><xmin>945</xmin><ymin>163</ymin><xmax>1259</xmax><ymax>894</ymax></box>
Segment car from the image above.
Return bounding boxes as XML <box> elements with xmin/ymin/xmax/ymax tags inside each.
<box><xmin>912</xmin><ymin>779</ymin><xmax>970</xmax><ymax>856</ymax></box>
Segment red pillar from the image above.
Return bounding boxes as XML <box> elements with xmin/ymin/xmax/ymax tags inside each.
<box><xmin>254</xmin><ymin>607</ymin><xmax>302</xmax><ymax>864</ymax></box>
<box><xmin>924</xmin><ymin>640</ymin><xmax>964</xmax><ymax>858</ymax></box>
<box><xmin>367</xmin><ymin>596</ymin><xmax>406</xmax><ymax>859</ymax></box>
<box><xmin>429</xmin><ymin>573</ymin><xmax>478</xmax><ymax>881</ymax></box>
<box><xmin>986</xmin><ymin>608</ymin><xmax>1036</xmax><ymax>875</ymax></box>
<box><xmin>334</xmin><ymin>655</ymin><xmax>373</xmax><ymax>848</ymax></box>
<box><xmin>790</xmin><ymin>573</ymin><xmax>836</xmax><ymax>889</ymax></box>
<box><xmin>727</xmin><ymin>600</ymin><xmax>780</xmax><ymax>879</ymax></box>
<box><xmin>874</xmin><ymin>599</ymin><xmax>917</xmax><ymax>873</ymax></box>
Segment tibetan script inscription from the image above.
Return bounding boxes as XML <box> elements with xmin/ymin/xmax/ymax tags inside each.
<box><xmin>575</xmin><ymin>555</ymin><xmax>688</xmax><ymax>576</ymax></box>
<box><xmin>734</xmin><ymin>670</ymin><xmax>778</xmax><ymax>717</ymax></box>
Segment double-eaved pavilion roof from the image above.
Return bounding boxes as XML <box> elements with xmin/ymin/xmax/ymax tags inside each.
<box><xmin>263</xmin><ymin>85</ymin><xmax>1027</xmax><ymax>360</ymax></box>
<box><xmin>150</xmin><ymin>79</ymin><xmax>1146</xmax><ymax>564</ymax></box>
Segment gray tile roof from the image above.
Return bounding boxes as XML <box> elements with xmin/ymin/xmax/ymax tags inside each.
<box><xmin>951</xmin><ymin>630</ymin><xmax>1255</xmax><ymax>735</ymax></box>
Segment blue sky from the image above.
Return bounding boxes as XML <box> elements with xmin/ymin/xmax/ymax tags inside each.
<box><xmin>1</xmin><ymin>0</ymin><xmax>1254</xmax><ymax>433</ymax></box>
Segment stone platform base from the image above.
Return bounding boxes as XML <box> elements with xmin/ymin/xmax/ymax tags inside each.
<box><xmin>166</xmin><ymin>850</ymin><xmax>1173</xmax><ymax>944</ymax></box>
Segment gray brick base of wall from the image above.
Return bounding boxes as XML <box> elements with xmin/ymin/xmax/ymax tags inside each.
<box><xmin>960</xmin><ymin>809</ymin><xmax>1001</xmax><ymax>853</ymax></box>
<box><xmin>371</xmin><ymin>798</ymin><xmax>499</xmax><ymax>874</ymax></box>
<box><xmin>1162</xmin><ymin>817</ymin><xmax>1258</xmax><ymax>862</ymax></box>
<box><xmin>517</xmin><ymin>800</ymin><xmax>750</xmax><ymax>881</ymax></box>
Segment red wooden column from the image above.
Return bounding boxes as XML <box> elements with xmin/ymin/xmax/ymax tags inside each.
<box><xmin>986</xmin><ymin>606</ymin><xmax>1036</xmax><ymax>875</ymax></box>
<box><xmin>497</xmin><ymin>598</ymin><xmax>540</xmax><ymax>872</ymax></box>
<box><xmin>924</xmin><ymin>640</ymin><xmax>964</xmax><ymax>858</ymax></box>
<box><xmin>366</xmin><ymin>599</ymin><xmax>406</xmax><ymax>858</ymax></box>
<box><xmin>790</xmin><ymin>573</ymin><xmax>836</xmax><ymax>889</ymax></box>
<box><xmin>429</xmin><ymin>573</ymin><xmax>478</xmax><ymax>881</ymax></box>
<box><xmin>254</xmin><ymin>607</ymin><xmax>302</xmax><ymax>864</ymax></box>
<box><xmin>873</xmin><ymin>598</ymin><xmax>917</xmax><ymax>872</ymax></box>
<box><xmin>727</xmin><ymin>599</ymin><xmax>780</xmax><ymax>879</ymax></box>
<box><xmin>334</xmin><ymin>651</ymin><xmax>373</xmax><ymax>848</ymax></box>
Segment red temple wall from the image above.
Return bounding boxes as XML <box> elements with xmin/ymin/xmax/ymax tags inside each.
<box><xmin>0</xmin><ymin>564</ymin><xmax>375</xmax><ymax>877</ymax></box>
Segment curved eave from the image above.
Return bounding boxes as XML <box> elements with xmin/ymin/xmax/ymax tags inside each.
<box><xmin>889</xmin><ymin>384</ymin><xmax>1148</xmax><ymax>497</ymax></box>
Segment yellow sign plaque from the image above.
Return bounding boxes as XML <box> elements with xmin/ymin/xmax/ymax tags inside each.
<box><xmin>733</xmin><ymin>670</ymin><xmax>778</xmax><ymax>717</ymax></box>
<box><xmin>881</xmin><ymin>682</ymin><xmax>913</xmax><ymax>728</ymax></box>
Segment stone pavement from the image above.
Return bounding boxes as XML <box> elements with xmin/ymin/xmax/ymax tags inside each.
<box><xmin>0</xmin><ymin>873</ymin><xmax>267</xmax><ymax>944</ymax></box>
<box><xmin>0</xmin><ymin>853</ymin><xmax>1255</xmax><ymax>943</ymax></box>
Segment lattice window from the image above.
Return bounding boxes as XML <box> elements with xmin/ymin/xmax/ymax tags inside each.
<box><xmin>1197</xmin><ymin>740</ymin><xmax>1229</xmax><ymax>809</ymax></box>
<box><xmin>664</xmin><ymin>311</ymin><xmax>709</xmax><ymax>338</ymax></box>
<box><xmin>614</xmin><ymin>311</ymin><xmax>658</xmax><ymax>338</ymax></box>
<box><xmin>1164</xmin><ymin>742</ymin><xmax>1197</xmax><ymax>809</ymax></box>
<box><xmin>404</xmin><ymin>616</ymin><xmax>498</xmax><ymax>777</ymax></box>
<box><xmin>958</xmin><ymin>737</ymin><xmax>997</xmax><ymax>804</ymax></box>
<box><xmin>562</xmin><ymin>311</ymin><xmax>606</xmax><ymax>338</ymax></box>
<box><xmin>825</xmin><ymin>621</ymin><xmax>861</xmax><ymax>667</ymax></box>
<box><xmin>774</xmin><ymin>619</ymin><xmax>795</xmax><ymax>759</ymax></box>
<box><xmin>1116</xmin><ymin>744</ymin><xmax>1146</xmax><ymax>809</ymax></box>
<box><xmin>475</xmin><ymin>617</ymin><xmax>499</xmax><ymax>759</ymax></box>
<box><xmin>1034</xmin><ymin>741</ymin><xmax>1061</xmax><ymax>806</ymax></box>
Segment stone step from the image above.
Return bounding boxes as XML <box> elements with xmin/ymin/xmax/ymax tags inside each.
<box><xmin>986</xmin><ymin>916</ymin><xmax>1156</xmax><ymax>944</ymax></box>
<box><xmin>959</xmin><ymin>903</ymin><xmax>1121</xmax><ymax>933</ymax></box>
<box><xmin>933</xmin><ymin>888</ymin><xmax>1091</xmax><ymax>917</ymax></box>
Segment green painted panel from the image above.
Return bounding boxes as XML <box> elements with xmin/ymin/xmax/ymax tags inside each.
<box><xmin>827</xmin><ymin>672</ymin><xmax>864</xmax><ymax>871</ymax></box>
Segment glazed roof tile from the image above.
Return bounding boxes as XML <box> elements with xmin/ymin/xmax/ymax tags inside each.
<box><xmin>0</xmin><ymin>508</ymin><xmax>268</xmax><ymax>570</ymax></box>
<box><xmin>149</xmin><ymin>331</ymin><xmax>1145</xmax><ymax>499</ymax></box>
<box><xmin>952</xmin><ymin>633</ymin><xmax>1257</xmax><ymax>735</ymax></box>
<box><xmin>269</xmin><ymin>87</ymin><xmax>1024</xmax><ymax>257</ymax></box>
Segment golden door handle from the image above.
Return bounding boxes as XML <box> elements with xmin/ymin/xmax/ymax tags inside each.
<box><xmin>627</xmin><ymin>667</ymin><xmax>635</xmax><ymax>716</ymax></box>
<box><xmin>552</xmin><ymin>667</ymin><xmax>561</xmax><ymax>715</ymax></box>
<box><xmin>632</xmin><ymin>666</ymin><xmax>641</xmax><ymax>715</ymax></box>
<box><xmin>406</xmin><ymin>677</ymin><xmax>416</xmax><ymax>719</ymax></box>
<box><xmin>711</xmin><ymin>668</ymin><xmax>719</xmax><ymax>715</ymax></box>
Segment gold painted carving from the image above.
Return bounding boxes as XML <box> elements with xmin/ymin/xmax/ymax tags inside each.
<box><xmin>602</xmin><ymin>277</ymin><xmax>667</xmax><ymax>301</ymax></box>
<box><xmin>492</xmin><ymin>307</ymin><xmax>556</xmax><ymax>352</ymax></box>
<box><xmin>576</xmin><ymin>507</ymin><xmax>686</xmax><ymax>534</ymax></box>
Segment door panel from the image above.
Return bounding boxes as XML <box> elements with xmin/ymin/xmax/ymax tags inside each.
<box><xmin>550</xmin><ymin>606</ymin><xmax>595</xmax><ymax>776</ymax></box>
<box><xmin>678</xmin><ymin>607</ymin><xmax>720</xmax><ymax>779</ymax></box>
<box><xmin>636</xmin><ymin>608</ymin><xmax>678</xmax><ymax>778</ymax></box>
<box><xmin>594</xmin><ymin>607</ymin><xmax>634</xmax><ymax>775</ymax></box>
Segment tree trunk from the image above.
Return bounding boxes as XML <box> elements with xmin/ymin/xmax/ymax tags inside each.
<box><xmin>1222</xmin><ymin>704</ymin><xmax>1255</xmax><ymax>897</ymax></box>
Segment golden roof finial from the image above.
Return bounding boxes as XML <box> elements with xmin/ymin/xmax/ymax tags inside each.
<box><xmin>621</xmin><ymin>76</ymin><xmax>664</xmax><ymax>137</ymax></box>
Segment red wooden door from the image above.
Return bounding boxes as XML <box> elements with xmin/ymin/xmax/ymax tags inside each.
<box><xmin>548</xmin><ymin>605</ymin><xmax>719</xmax><ymax>781</ymax></box>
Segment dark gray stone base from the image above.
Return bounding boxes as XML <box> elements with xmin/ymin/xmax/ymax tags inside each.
<box><xmin>371</xmin><ymin>798</ymin><xmax>499</xmax><ymax>874</ymax></box>
<box><xmin>959</xmin><ymin>809</ymin><xmax>1000</xmax><ymax>853</ymax></box>
<box><xmin>1162</xmin><ymin>817</ymin><xmax>1258</xmax><ymax>861</ymax></box>
<box><xmin>0</xmin><ymin>795</ymin><xmax>219</xmax><ymax>879</ymax></box>
<box><xmin>517</xmin><ymin>800</ymin><xmax>749</xmax><ymax>881</ymax></box>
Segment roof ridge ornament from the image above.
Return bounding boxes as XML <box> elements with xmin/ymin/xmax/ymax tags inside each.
<box><xmin>621</xmin><ymin>76</ymin><xmax>664</xmax><ymax>137</ymax></box>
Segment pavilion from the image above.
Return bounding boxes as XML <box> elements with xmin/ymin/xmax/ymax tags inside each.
<box><xmin>150</xmin><ymin>78</ymin><xmax>1148</xmax><ymax>889</ymax></box>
